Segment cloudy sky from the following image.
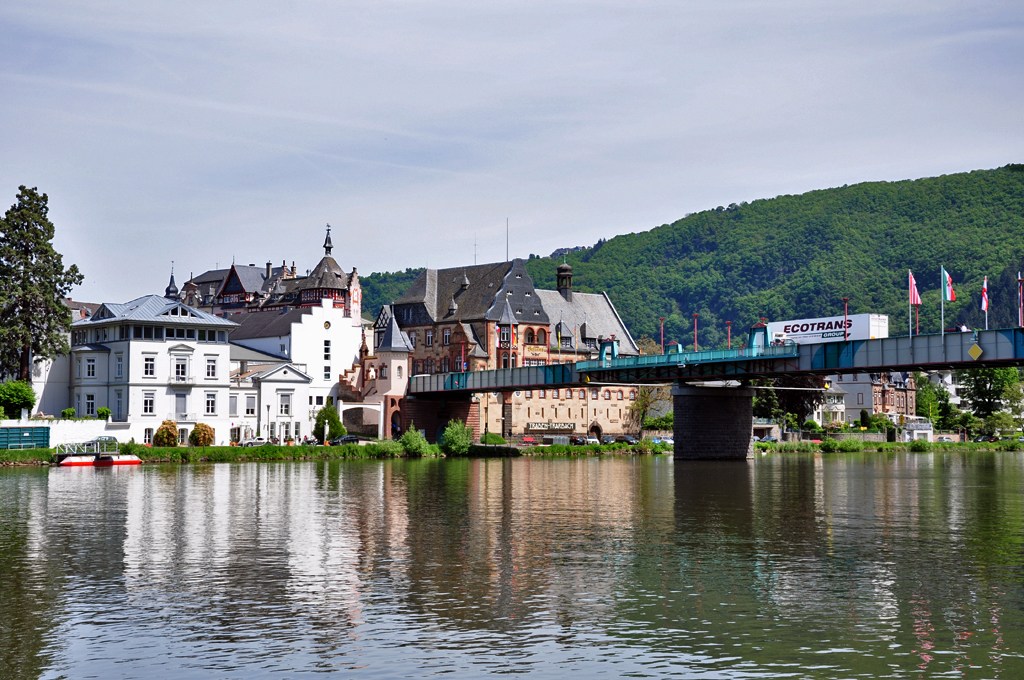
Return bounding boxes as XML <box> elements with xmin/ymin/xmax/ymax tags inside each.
<box><xmin>2</xmin><ymin>1</ymin><xmax>1022</xmax><ymax>302</ymax></box>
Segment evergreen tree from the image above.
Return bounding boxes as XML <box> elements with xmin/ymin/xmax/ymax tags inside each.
<box><xmin>0</xmin><ymin>187</ymin><xmax>83</xmax><ymax>380</ymax></box>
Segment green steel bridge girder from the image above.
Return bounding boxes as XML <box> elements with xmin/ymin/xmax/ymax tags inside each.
<box><xmin>407</xmin><ymin>328</ymin><xmax>1024</xmax><ymax>397</ymax></box>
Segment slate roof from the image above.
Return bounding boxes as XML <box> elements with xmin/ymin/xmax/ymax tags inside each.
<box><xmin>230</xmin><ymin>344</ymin><xmax>289</xmax><ymax>363</ymax></box>
<box><xmin>73</xmin><ymin>295</ymin><xmax>237</xmax><ymax>327</ymax></box>
<box><xmin>299</xmin><ymin>256</ymin><xmax>350</xmax><ymax>291</ymax></box>
<box><xmin>534</xmin><ymin>289</ymin><xmax>639</xmax><ymax>355</ymax></box>
<box><xmin>230</xmin><ymin>309</ymin><xmax>311</xmax><ymax>340</ymax></box>
<box><xmin>394</xmin><ymin>259</ymin><xmax>549</xmax><ymax>325</ymax></box>
<box><xmin>376</xmin><ymin>314</ymin><xmax>413</xmax><ymax>353</ymax></box>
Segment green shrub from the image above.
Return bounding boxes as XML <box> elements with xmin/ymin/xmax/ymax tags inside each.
<box><xmin>442</xmin><ymin>419</ymin><xmax>473</xmax><ymax>456</ymax></box>
<box><xmin>61</xmin><ymin>407</ymin><xmax>76</xmax><ymax>419</ymax></box>
<box><xmin>119</xmin><ymin>440</ymin><xmax>144</xmax><ymax>456</ymax></box>
<box><xmin>819</xmin><ymin>437</ymin><xmax>839</xmax><ymax>453</ymax></box>
<box><xmin>998</xmin><ymin>439</ymin><xmax>1021</xmax><ymax>452</ymax></box>
<box><xmin>837</xmin><ymin>438</ymin><xmax>863</xmax><ymax>452</ymax></box>
<box><xmin>909</xmin><ymin>439</ymin><xmax>930</xmax><ymax>452</ymax></box>
<box><xmin>313</xmin><ymin>407</ymin><xmax>345</xmax><ymax>442</ymax></box>
<box><xmin>96</xmin><ymin>407</ymin><xmax>111</xmax><ymax>420</ymax></box>
<box><xmin>374</xmin><ymin>440</ymin><xmax>405</xmax><ymax>457</ymax></box>
<box><xmin>480</xmin><ymin>431</ymin><xmax>506</xmax><ymax>445</ymax></box>
<box><xmin>803</xmin><ymin>419</ymin><xmax>821</xmax><ymax>432</ymax></box>
<box><xmin>189</xmin><ymin>423</ymin><xmax>215</xmax><ymax>447</ymax></box>
<box><xmin>399</xmin><ymin>428</ymin><xmax>431</xmax><ymax>456</ymax></box>
<box><xmin>633</xmin><ymin>438</ymin><xmax>655</xmax><ymax>454</ymax></box>
<box><xmin>643</xmin><ymin>412</ymin><xmax>673</xmax><ymax>430</ymax></box>
<box><xmin>0</xmin><ymin>380</ymin><xmax>36</xmax><ymax>417</ymax></box>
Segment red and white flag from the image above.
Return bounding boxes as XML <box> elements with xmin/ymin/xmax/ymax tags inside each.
<box><xmin>942</xmin><ymin>267</ymin><xmax>956</xmax><ymax>302</ymax></box>
<box><xmin>982</xmin><ymin>277</ymin><xmax>989</xmax><ymax>311</ymax></box>
<box><xmin>909</xmin><ymin>270</ymin><xmax>921</xmax><ymax>305</ymax></box>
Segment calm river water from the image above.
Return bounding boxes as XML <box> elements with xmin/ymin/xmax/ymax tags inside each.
<box><xmin>2</xmin><ymin>453</ymin><xmax>1023</xmax><ymax>679</ymax></box>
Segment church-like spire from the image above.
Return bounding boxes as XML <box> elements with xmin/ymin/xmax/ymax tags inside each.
<box><xmin>323</xmin><ymin>224</ymin><xmax>333</xmax><ymax>257</ymax></box>
<box><xmin>164</xmin><ymin>262</ymin><xmax>179</xmax><ymax>299</ymax></box>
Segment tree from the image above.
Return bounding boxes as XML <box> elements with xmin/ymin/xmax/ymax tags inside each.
<box><xmin>441</xmin><ymin>419</ymin><xmax>473</xmax><ymax>455</ymax></box>
<box><xmin>984</xmin><ymin>411</ymin><xmax>1015</xmax><ymax>436</ymax></box>
<box><xmin>860</xmin><ymin>409</ymin><xmax>871</xmax><ymax>428</ymax></box>
<box><xmin>189</xmin><ymin>423</ymin><xmax>215</xmax><ymax>447</ymax></box>
<box><xmin>627</xmin><ymin>385</ymin><xmax>666</xmax><ymax>436</ymax></box>
<box><xmin>636</xmin><ymin>335</ymin><xmax>662</xmax><ymax>356</ymax></box>
<box><xmin>153</xmin><ymin>420</ymin><xmax>178</xmax><ymax>447</ymax></box>
<box><xmin>955</xmin><ymin>368</ymin><xmax>1019</xmax><ymax>419</ymax></box>
<box><xmin>1001</xmin><ymin>382</ymin><xmax>1024</xmax><ymax>434</ymax></box>
<box><xmin>0</xmin><ymin>380</ymin><xmax>36</xmax><ymax>417</ymax></box>
<box><xmin>757</xmin><ymin>375</ymin><xmax>825</xmax><ymax>425</ymax></box>
<box><xmin>313</xmin><ymin>406</ymin><xmax>345</xmax><ymax>443</ymax></box>
<box><xmin>0</xmin><ymin>187</ymin><xmax>84</xmax><ymax>380</ymax></box>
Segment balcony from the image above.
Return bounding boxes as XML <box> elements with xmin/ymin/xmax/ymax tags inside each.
<box><xmin>166</xmin><ymin>413</ymin><xmax>198</xmax><ymax>422</ymax></box>
<box><xmin>167</xmin><ymin>375</ymin><xmax>195</xmax><ymax>386</ymax></box>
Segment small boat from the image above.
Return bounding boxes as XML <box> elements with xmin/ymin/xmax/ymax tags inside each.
<box><xmin>58</xmin><ymin>454</ymin><xmax>101</xmax><ymax>467</ymax></box>
<box><xmin>94</xmin><ymin>454</ymin><xmax>142</xmax><ymax>466</ymax></box>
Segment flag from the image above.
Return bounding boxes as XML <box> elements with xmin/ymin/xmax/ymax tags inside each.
<box><xmin>942</xmin><ymin>267</ymin><xmax>956</xmax><ymax>302</ymax></box>
<box><xmin>1019</xmin><ymin>271</ymin><xmax>1023</xmax><ymax>327</ymax></box>
<box><xmin>982</xmin><ymin>277</ymin><xmax>989</xmax><ymax>311</ymax></box>
<box><xmin>909</xmin><ymin>271</ymin><xmax>921</xmax><ymax>305</ymax></box>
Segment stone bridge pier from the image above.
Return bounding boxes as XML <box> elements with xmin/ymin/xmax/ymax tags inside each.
<box><xmin>672</xmin><ymin>384</ymin><xmax>755</xmax><ymax>460</ymax></box>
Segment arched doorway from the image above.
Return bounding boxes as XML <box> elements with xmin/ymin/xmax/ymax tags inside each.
<box><xmin>390</xmin><ymin>411</ymin><xmax>402</xmax><ymax>439</ymax></box>
<box><xmin>588</xmin><ymin>422</ymin><xmax>603</xmax><ymax>439</ymax></box>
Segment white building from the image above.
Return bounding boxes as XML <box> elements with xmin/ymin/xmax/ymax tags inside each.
<box><xmin>68</xmin><ymin>293</ymin><xmax>238</xmax><ymax>445</ymax></box>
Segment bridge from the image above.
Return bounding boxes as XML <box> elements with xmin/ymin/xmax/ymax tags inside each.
<box><xmin>408</xmin><ymin>327</ymin><xmax>1024</xmax><ymax>459</ymax></box>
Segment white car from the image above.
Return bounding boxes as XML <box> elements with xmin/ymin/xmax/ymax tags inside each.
<box><xmin>662</xmin><ymin>437</ymin><xmax>674</xmax><ymax>445</ymax></box>
<box><xmin>586</xmin><ymin>437</ymin><xmax>600</xmax><ymax>445</ymax></box>
<box><xmin>242</xmin><ymin>437</ymin><xmax>268</xmax><ymax>447</ymax></box>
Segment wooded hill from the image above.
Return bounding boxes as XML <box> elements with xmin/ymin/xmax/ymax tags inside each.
<box><xmin>363</xmin><ymin>165</ymin><xmax>1024</xmax><ymax>350</ymax></box>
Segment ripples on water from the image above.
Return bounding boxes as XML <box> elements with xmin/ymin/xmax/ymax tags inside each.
<box><xmin>1</xmin><ymin>453</ymin><xmax>1023</xmax><ymax>679</ymax></box>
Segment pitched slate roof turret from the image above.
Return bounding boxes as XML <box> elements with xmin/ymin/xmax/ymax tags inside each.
<box><xmin>377</xmin><ymin>314</ymin><xmax>413</xmax><ymax>353</ymax></box>
<box><xmin>299</xmin><ymin>256</ymin><xmax>350</xmax><ymax>291</ymax></box>
<box><xmin>165</xmin><ymin>272</ymin><xmax>179</xmax><ymax>299</ymax></box>
<box><xmin>497</xmin><ymin>297</ymin><xmax>517</xmax><ymax>326</ymax></box>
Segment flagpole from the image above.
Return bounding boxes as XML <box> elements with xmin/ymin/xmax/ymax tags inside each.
<box><xmin>940</xmin><ymin>267</ymin><xmax>945</xmax><ymax>355</ymax></box>
<box><xmin>908</xmin><ymin>269</ymin><xmax>912</xmax><ymax>338</ymax></box>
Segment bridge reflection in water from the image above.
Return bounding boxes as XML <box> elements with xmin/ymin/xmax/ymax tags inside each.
<box><xmin>2</xmin><ymin>454</ymin><xmax>1022</xmax><ymax>678</ymax></box>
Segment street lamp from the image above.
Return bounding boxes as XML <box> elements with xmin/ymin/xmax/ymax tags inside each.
<box><xmin>726</xmin><ymin>321</ymin><xmax>732</xmax><ymax>350</ymax></box>
<box><xmin>842</xmin><ymin>297</ymin><xmax>850</xmax><ymax>341</ymax></box>
<box><xmin>693</xmin><ymin>313</ymin><xmax>699</xmax><ymax>351</ymax></box>
<box><xmin>659</xmin><ymin>317</ymin><xmax>666</xmax><ymax>354</ymax></box>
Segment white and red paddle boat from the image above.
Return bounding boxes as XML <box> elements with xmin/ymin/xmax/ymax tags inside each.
<box><xmin>56</xmin><ymin>439</ymin><xmax>141</xmax><ymax>467</ymax></box>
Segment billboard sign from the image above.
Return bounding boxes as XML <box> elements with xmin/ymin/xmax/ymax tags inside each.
<box><xmin>768</xmin><ymin>314</ymin><xmax>888</xmax><ymax>345</ymax></box>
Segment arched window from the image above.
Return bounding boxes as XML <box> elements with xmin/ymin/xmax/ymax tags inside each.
<box><xmin>441</xmin><ymin>357</ymin><xmax>450</xmax><ymax>373</ymax></box>
<box><xmin>603</xmin><ymin>390</ymin><xmax>611</xmax><ymax>400</ymax></box>
<box><xmin>502</xmin><ymin>353</ymin><xmax>510</xmax><ymax>369</ymax></box>
<box><xmin>380</xmin><ymin>364</ymin><xmax>388</xmax><ymax>379</ymax></box>
<box><xmin>512</xmin><ymin>353</ymin><xmax>517</xmax><ymax>367</ymax></box>
<box><xmin>566</xmin><ymin>389</ymin><xmax>573</xmax><ymax>399</ymax></box>
<box><xmin>617</xmin><ymin>390</ymin><xmax>624</xmax><ymax>400</ymax></box>
<box><xmin>525</xmin><ymin>328</ymin><xmax>535</xmax><ymax>344</ymax></box>
<box><xmin>537</xmin><ymin>329</ymin><xmax>547</xmax><ymax>344</ymax></box>
<box><xmin>397</xmin><ymin>365</ymin><xmax>402</xmax><ymax>378</ymax></box>
<box><xmin>629</xmin><ymin>390</ymin><xmax>636</xmax><ymax>400</ymax></box>
<box><xmin>579</xmin><ymin>390</ymin><xmax>585</xmax><ymax>399</ymax></box>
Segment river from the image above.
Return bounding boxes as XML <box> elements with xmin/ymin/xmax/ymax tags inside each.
<box><xmin>2</xmin><ymin>453</ymin><xmax>1022</xmax><ymax>678</ymax></box>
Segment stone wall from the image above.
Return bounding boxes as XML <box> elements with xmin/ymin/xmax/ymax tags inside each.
<box><xmin>401</xmin><ymin>397</ymin><xmax>480</xmax><ymax>443</ymax></box>
<box><xmin>672</xmin><ymin>385</ymin><xmax>755</xmax><ymax>460</ymax></box>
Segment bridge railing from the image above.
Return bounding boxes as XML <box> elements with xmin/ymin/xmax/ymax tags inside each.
<box><xmin>410</xmin><ymin>363</ymin><xmax>577</xmax><ymax>394</ymax></box>
<box><xmin>575</xmin><ymin>343</ymin><xmax>800</xmax><ymax>372</ymax></box>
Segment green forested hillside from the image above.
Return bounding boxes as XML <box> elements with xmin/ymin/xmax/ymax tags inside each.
<box><xmin>364</xmin><ymin>165</ymin><xmax>1024</xmax><ymax>349</ymax></box>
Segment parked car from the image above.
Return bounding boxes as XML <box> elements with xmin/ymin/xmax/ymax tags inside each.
<box><xmin>242</xmin><ymin>437</ymin><xmax>268</xmax><ymax>447</ymax></box>
<box><xmin>973</xmin><ymin>435</ymin><xmax>988</xmax><ymax>443</ymax></box>
<box><xmin>602</xmin><ymin>435</ymin><xmax>616</xmax><ymax>445</ymax></box>
<box><xmin>586</xmin><ymin>436</ymin><xmax>600</xmax><ymax>445</ymax></box>
<box><xmin>616</xmin><ymin>435</ymin><xmax>639</xmax><ymax>445</ymax></box>
<box><xmin>936</xmin><ymin>436</ymin><xmax>954</xmax><ymax>443</ymax></box>
<box><xmin>649</xmin><ymin>437</ymin><xmax>662</xmax><ymax>444</ymax></box>
<box><xmin>569</xmin><ymin>435</ymin><xmax>587</xmax><ymax>446</ymax></box>
<box><xmin>329</xmin><ymin>435</ymin><xmax>360</xmax><ymax>446</ymax></box>
<box><xmin>662</xmin><ymin>437</ymin><xmax>674</xmax><ymax>445</ymax></box>
<box><xmin>759</xmin><ymin>435</ymin><xmax>779</xmax><ymax>443</ymax></box>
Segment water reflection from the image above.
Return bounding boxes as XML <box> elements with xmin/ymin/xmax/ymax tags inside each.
<box><xmin>1</xmin><ymin>453</ymin><xmax>1022</xmax><ymax>678</ymax></box>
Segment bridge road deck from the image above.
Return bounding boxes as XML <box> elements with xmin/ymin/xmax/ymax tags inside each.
<box><xmin>409</xmin><ymin>328</ymin><xmax>1024</xmax><ymax>397</ymax></box>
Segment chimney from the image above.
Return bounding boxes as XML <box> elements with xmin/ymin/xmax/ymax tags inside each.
<box><xmin>291</xmin><ymin>261</ymin><xmax>296</xmax><ymax>277</ymax></box>
<box><xmin>266</xmin><ymin>261</ymin><xmax>272</xmax><ymax>280</ymax></box>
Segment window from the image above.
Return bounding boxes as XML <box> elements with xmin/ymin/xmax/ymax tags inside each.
<box><xmin>115</xmin><ymin>355</ymin><xmax>123</xmax><ymax>379</ymax></box>
<box><xmin>178</xmin><ymin>429</ymin><xmax>188</xmax><ymax>445</ymax></box>
<box><xmin>316</xmin><ymin>396</ymin><xmax>324</xmax><ymax>406</ymax></box>
<box><xmin>629</xmin><ymin>390</ymin><xmax>636</xmax><ymax>400</ymax></box>
<box><xmin>539</xmin><ymin>389</ymin><xmax>546</xmax><ymax>399</ymax></box>
<box><xmin>501</xmin><ymin>353</ymin><xmax>509</xmax><ymax>369</ymax></box>
<box><xmin>86</xmin><ymin>358</ymin><xmax>96</xmax><ymax>378</ymax></box>
<box><xmin>604</xmin><ymin>390</ymin><xmax>611</xmax><ymax>400</ymax></box>
<box><xmin>525</xmin><ymin>391</ymin><xmax>532</xmax><ymax>399</ymax></box>
<box><xmin>76</xmin><ymin>394</ymin><xmax>80</xmax><ymax>415</ymax></box>
<box><xmin>115</xmin><ymin>391</ymin><xmax>122</xmax><ymax>420</ymax></box>
<box><xmin>561</xmin><ymin>335</ymin><xmax>572</xmax><ymax>349</ymax></box>
<box><xmin>397</xmin><ymin>366</ymin><xmax>402</xmax><ymax>378</ymax></box>
<box><xmin>579</xmin><ymin>390</ymin><xmax>586</xmax><ymax>399</ymax></box>
<box><xmin>144</xmin><ymin>357</ymin><xmax>155</xmax><ymax>377</ymax></box>
<box><xmin>853</xmin><ymin>375</ymin><xmax>858</xmax><ymax>381</ymax></box>
<box><xmin>617</xmin><ymin>390</ymin><xmax>624</xmax><ymax>400</ymax></box>
<box><xmin>553</xmin><ymin>389</ymin><xmax>560</xmax><ymax>398</ymax></box>
<box><xmin>591</xmin><ymin>389</ymin><xmax>598</xmax><ymax>399</ymax></box>
<box><xmin>525</xmin><ymin>329</ymin><xmax>535</xmax><ymax>344</ymax></box>
<box><xmin>324</xmin><ymin>366</ymin><xmax>331</xmax><ymax>380</ymax></box>
<box><xmin>441</xmin><ymin>357</ymin><xmax>449</xmax><ymax>373</ymax></box>
<box><xmin>144</xmin><ymin>428</ymin><xmax>153</xmax><ymax>445</ymax></box>
<box><xmin>324</xmin><ymin>340</ymin><xmax>331</xmax><ymax>361</ymax></box>
<box><xmin>443</xmin><ymin>328</ymin><xmax>450</xmax><ymax>345</ymax></box>
<box><xmin>246</xmin><ymin>395</ymin><xmax>256</xmax><ymax>415</ymax></box>
<box><xmin>205</xmin><ymin>358</ymin><xmax>216</xmax><ymax>378</ymax></box>
<box><xmin>85</xmin><ymin>394</ymin><xmax>95</xmax><ymax>416</ymax></box>
<box><xmin>538</xmin><ymin>329</ymin><xmax>546</xmax><ymax>344</ymax></box>
<box><xmin>380</xmin><ymin>363</ymin><xmax>388</xmax><ymax>379</ymax></box>
<box><xmin>294</xmin><ymin>423</ymin><xmax>301</xmax><ymax>439</ymax></box>
<box><xmin>143</xmin><ymin>392</ymin><xmax>154</xmax><ymax>414</ymax></box>
<box><xmin>279</xmin><ymin>394</ymin><xmax>291</xmax><ymax>416</ymax></box>
<box><xmin>566</xmin><ymin>389</ymin><xmax>573</xmax><ymax>400</ymax></box>
<box><xmin>174</xmin><ymin>359</ymin><xmax>187</xmax><ymax>380</ymax></box>
<box><xmin>409</xmin><ymin>332</ymin><xmax>416</xmax><ymax>347</ymax></box>
<box><xmin>229</xmin><ymin>395</ymin><xmax>238</xmax><ymax>416</ymax></box>
<box><xmin>500</xmin><ymin>326</ymin><xmax>510</xmax><ymax>343</ymax></box>
<box><xmin>76</xmin><ymin>359</ymin><xmax>81</xmax><ymax>378</ymax></box>
<box><xmin>206</xmin><ymin>393</ymin><xmax>216</xmax><ymax>415</ymax></box>
<box><xmin>280</xmin><ymin>343</ymin><xmax>287</xmax><ymax>353</ymax></box>
<box><xmin>426</xmin><ymin>330</ymin><xmax>434</xmax><ymax>347</ymax></box>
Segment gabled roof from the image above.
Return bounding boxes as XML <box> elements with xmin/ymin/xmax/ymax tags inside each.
<box><xmin>299</xmin><ymin>256</ymin><xmax>350</xmax><ymax>291</ymax></box>
<box><xmin>376</xmin><ymin>314</ymin><xmax>413</xmax><ymax>353</ymax></box>
<box><xmin>72</xmin><ymin>295</ymin><xmax>237</xmax><ymax>327</ymax></box>
<box><xmin>497</xmin><ymin>298</ymin><xmax>517</xmax><ymax>326</ymax></box>
<box><xmin>534</xmin><ymin>289</ymin><xmax>639</xmax><ymax>355</ymax></box>
<box><xmin>252</xmin><ymin>363</ymin><xmax>313</xmax><ymax>383</ymax></box>
<box><xmin>230</xmin><ymin>309</ymin><xmax>310</xmax><ymax>340</ymax></box>
<box><xmin>394</xmin><ymin>259</ymin><xmax>549</xmax><ymax>324</ymax></box>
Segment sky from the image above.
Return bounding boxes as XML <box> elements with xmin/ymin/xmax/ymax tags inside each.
<box><xmin>2</xmin><ymin>0</ymin><xmax>1023</xmax><ymax>303</ymax></box>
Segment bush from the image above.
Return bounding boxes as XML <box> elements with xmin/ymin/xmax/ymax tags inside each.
<box><xmin>837</xmin><ymin>438</ymin><xmax>863</xmax><ymax>452</ymax></box>
<box><xmin>399</xmin><ymin>428</ymin><xmax>431</xmax><ymax>456</ymax></box>
<box><xmin>0</xmin><ymin>380</ymin><xmax>36</xmax><ymax>417</ymax></box>
<box><xmin>480</xmin><ymin>431</ymin><xmax>506</xmax><ymax>445</ymax></box>
<box><xmin>643</xmin><ymin>412</ymin><xmax>673</xmax><ymax>430</ymax></box>
<box><xmin>819</xmin><ymin>437</ymin><xmax>839</xmax><ymax>453</ymax></box>
<box><xmin>119</xmin><ymin>440</ymin><xmax>144</xmax><ymax>456</ymax></box>
<box><xmin>96</xmin><ymin>407</ymin><xmax>111</xmax><ymax>420</ymax></box>
<box><xmin>803</xmin><ymin>419</ymin><xmax>822</xmax><ymax>432</ymax></box>
<box><xmin>61</xmin><ymin>407</ymin><xmax>76</xmax><ymax>419</ymax></box>
<box><xmin>189</xmin><ymin>423</ymin><xmax>215</xmax><ymax>447</ymax></box>
<box><xmin>153</xmin><ymin>420</ymin><xmax>179</xmax><ymax>447</ymax></box>
<box><xmin>998</xmin><ymin>439</ymin><xmax>1021</xmax><ymax>452</ymax></box>
<box><xmin>909</xmin><ymin>439</ymin><xmax>930</xmax><ymax>452</ymax></box>
<box><xmin>373</xmin><ymin>440</ymin><xmax>405</xmax><ymax>457</ymax></box>
<box><xmin>441</xmin><ymin>419</ymin><xmax>473</xmax><ymax>455</ymax></box>
<box><xmin>313</xmin><ymin>407</ymin><xmax>345</xmax><ymax>443</ymax></box>
<box><xmin>633</xmin><ymin>437</ymin><xmax>655</xmax><ymax>454</ymax></box>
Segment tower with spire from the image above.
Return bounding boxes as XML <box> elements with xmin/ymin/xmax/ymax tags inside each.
<box><xmin>164</xmin><ymin>262</ymin><xmax>180</xmax><ymax>300</ymax></box>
